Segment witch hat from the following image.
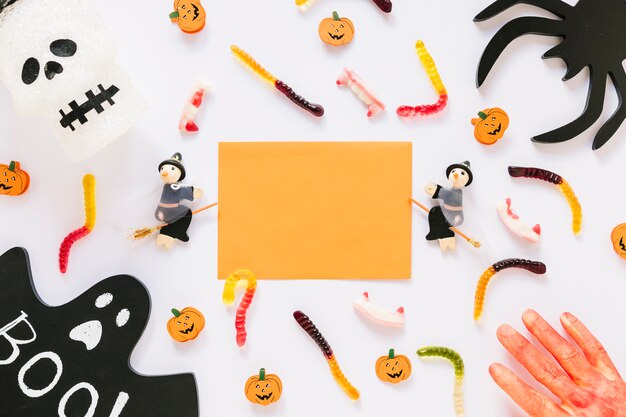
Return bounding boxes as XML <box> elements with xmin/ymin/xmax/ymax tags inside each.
<box><xmin>446</xmin><ymin>160</ymin><xmax>473</xmax><ymax>186</ymax></box>
<box><xmin>158</xmin><ymin>152</ymin><xmax>186</xmax><ymax>181</ymax></box>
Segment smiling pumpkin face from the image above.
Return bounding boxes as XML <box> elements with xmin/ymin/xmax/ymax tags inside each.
<box><xmin>167</xmin><ymin>307</ymin><xmax>205</xmax><ymax>342</ymax></box>
<box><xmin>318</xmin><ymin>11</ymin><xmax>354</xmax><ymax>46</ymax></box>
<box><xmin>471</xmin><ymin>107</ymin><xmax>510</xmax><ymax>145</ymax></box>
<box><xmin>169</xmin><ymin>0</ymin><xmax>206</xmax><ymax>34</ymax></box>
<box><xmin>0</xmin><ymin>161</ymin><xmax>30</xmax><ymax>196</ymax></box>
<box><xmin>375</xmin><ymin>349</ymin><xmax>412</xmax><ymax>384</ymax></box>
<box><xmin>245</xmin><ymin>368</ymin><xmax>283</xmax><ymax>406</ymax></box>
<box><xmin>611</xmin><ymin>223</ymin><xmax>626</xmax><ymax>260</ymax></box>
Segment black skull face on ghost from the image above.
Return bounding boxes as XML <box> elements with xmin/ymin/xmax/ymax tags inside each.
<box><xmin>0</xmin><ymin>0</ymin><xmax>146</xmax><ymax>161</ymax></box>
<box><xmin>0</xmin><ymin>248</ymin><xmax>199</xmax><ymax>417</ymax></box>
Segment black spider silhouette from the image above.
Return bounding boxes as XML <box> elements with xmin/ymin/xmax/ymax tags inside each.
<box><xmin>475</xmin><ymin>0</ymin><xmax>626</xmax><ymax>150</ymax></box>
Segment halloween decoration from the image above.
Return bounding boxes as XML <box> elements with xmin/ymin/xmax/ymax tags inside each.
<box><xmin>0</xmin><ymin>160</ymin><xmax>30</xmax><ymax>196</ymax></box>
<box><xmin>411</xmin><ymin>198</ymin><xmax>480</xmax><ymax>249</ymax></box>
<box><xmin>179</xmin><ymin>79</ymin><xmax>210</xmax><ymax>133</ymax></box>
<box><xmin>496</xmin><ymin>198</ymin><xmax>541</xmax><ymax>243</ymax></box>
<box><xmin>154</xmin><ymin>153</ymin><xmax>204</xmax><ymax>250</ymax></box>
<box><xmin>471</xmin><ymin>108</ymin><xmax>510</xmax><ymax>145</ymax></box>
<box><xmin>0</xmin><ymin>0</ymin><xmax>146</xmax><ymax>161</ymax></box>
<box><xmin>169</xmin><ymin>0</ymin><xmax>206</xmax><ymax>34</ymax></box>
<box><xmin>375</xmin><ymin>349</ymin><xmax>412</xmax><ymax>384</ymax></box>
<box><xmin>167</xmin><ymin>307</ymin><xmax>205</xmax><ymax>342</ymax></box>
<box><xmin>130</xmin><ymin>202</ymin><xmax>216</xmax><ymax>241</ymax></box>
<box><xmin>475</xmin><ymin>0</ymin><xmax>626</xmax><ymax>150</ymax></box>
<box><xmin>293</xmin><ymin>310</ymin><xmax>360</xmax><ymax>400</ymax></box>
<box><xmin>231</xmin><ymin>45</ymin><xmax>324</xmax><ymax>117</ymax></box>
<box><xmin>244</xmin><ymin>368</ymin><xmax>283</xmax><ymax>406</ymax></box>
<box><xmin>222</xmin><ymin>269</ymin><xmax>257</xmax><ymax>347</ymax></box>
<box><xmin>318</xmin><ymin>11</ymin><xmax>354</xmax><ymax>46</ymax></box>
<box><xmin>417</xmin><ymin>346</ymin><xmax>466</xmax><ymax>417</ymax></box>
<box><xmin>508</xmin><ymin>166</ymin><xmax>582</xmax><ymax>235</ymax></box>
<box><xmin>397</xmin><ymin>40</ymin><xmax>448</xmax><ymax>118</ymax></box>
<box><xmin>337</xmin><ymin>68</ymin><xmax>385</xmax><ymax>118</ymax></box>
<box><xmin>58</xmin><ymin>174</ymin><xmax>96</xmax><ymax>274</ymax></box>
<box><xmin>353</xmin><ymin>292</ymin><xmax>405</xmax><ymax>327</ymax></box>
<box><xmin>474</xmin><ymin>259</ymin><xmax>547</xmax><ymax>321</ymax></box>
<box><xmin>0</xmin><ymin>247</ymin><xmax>199</xmax><ymax>416</ymax></box>
<box><xmin>295</xmin><ymin>0</ymin><xmax>391</xmax><ymax>13</ymax></box>
<box><xmin>422</xmin><ymin>161</ymin><xmax>475</xmax><ymax>252</ymax></box>
<box><xmin>610</xmin><ymin>223</ymin><xmax>626</xmax><ymax>260</ymax></box>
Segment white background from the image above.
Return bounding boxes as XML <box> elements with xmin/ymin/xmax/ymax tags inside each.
<box><xmin>1</xmin><ymin>0</ymin><xmax>626</xmax><ymax>416</ymax></box>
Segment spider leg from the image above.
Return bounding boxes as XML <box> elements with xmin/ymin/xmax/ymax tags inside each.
<box><xmin>532</xmin><ymin>67</ymin><xmax>607</xmax><ymax>145</ymax></box>
<box><xmin>593</xmin><ymin>66</ymin><xmax>626</xmax><ymax>150</ymax></box>
<box><xmin>474</xmin><ymin>0</ymin><xmax>571</xmax><ymax>21</ymax></box>
<box><xmin>477</xmin><ymin>17</ymin><xmax>564</xmax><ymax>87</ymax></box>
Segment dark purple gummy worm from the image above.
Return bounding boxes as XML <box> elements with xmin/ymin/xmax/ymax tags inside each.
<box><xmin>492</xmin><ymin>258</ymin><xmax>547</xmax><ymax>274</ymax></box>
<box><xmin>371</xmin><ymin>0</ymin><xmax>392</xmax><ymax>13</ymax></box>
<box><xmin>274</xmin><ymin>80</ymin><xmax>324</xmax><ymax>117</ymax></box>
<box><xmin>508</xmin><ymin>166</ymin><xmax>563</xmax><ymax>185</ymax></box>
<box><xmin>293</xmin><ymin>310</ymin><xmax>334</xmax><ymax>359</ymax></box>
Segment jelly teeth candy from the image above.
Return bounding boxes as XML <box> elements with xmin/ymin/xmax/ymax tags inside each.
<box><xmin>179</xmin><ymin>79</ymin><xmax>210</xmax><ymax>133</ymax></box>
<box><xmin>293</xmin><ymin>310</ymin><xmax>360</xmax><ymax>400</ymax></box>
<box><xmin>417</xmin><ymin>346</ymin><xmax>467</xmax><ymax>417</ymax></box>
<box><xmin>508</xmin><ymin>166</ymin><xmax>582</xmax><ymax>235</ymax></box>
<box><xmin>397</xmin><ymin>40</ymin><xmax>448</xmax><ymax>118</ymax></box>
<box><xmin>231</xmin><ymin>45</ymin><xmax>324</xmax><ymax>117</ymax></box>
<box><xmin>223</xmin><ymin>269</ymin><xmax>257</xmax><ymax>347</ymax></box>
<box><xmin>59</xmin><ymin>174</ymin><xmax>96</xmax><ymax>274</ymax></box>
<box><xmin>496</xmin><ymin>198</ymin><xmax>541</xmax><ymax>243</ymax></box>
<box><xmin>474</xmin><ymin>259</ymin><xmax>547</xmax><ymax>321</ymax></box>
<box><xmin>353</xmin><ymin>292</ymin><xmax>404</xmax><ymax>327</ymax></box>
<box><xmin>337</xmin><ymin>68</ymin><xmax>385</xmax><ymax>118</ymax></box>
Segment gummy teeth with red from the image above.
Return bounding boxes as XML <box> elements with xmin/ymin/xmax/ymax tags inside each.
<box><xmin>337</xmin><ymin>68</ymin><xmax>385</xmax><ymax>118</ymax></box>
<box><xmin>179</xmin><ymin>79</ymin><xmax>210</xmax><ymax>133</ymax></box>
<box><xmin>353</xmin><ymin>292</ymin><xmax>404</xmax><ymax>327</ymax></box>
<box><xmin>496</xmin><ymin>198</ymin><xmax>541</xmax><ymax>243</ymax></box>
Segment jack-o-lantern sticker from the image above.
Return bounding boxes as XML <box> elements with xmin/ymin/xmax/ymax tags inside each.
<box><xmin>169</xmin><ymin>0</ymin><xmax>207</xmax><ymax>34</ymax></box>
<box><xmin>0</xmin><ymin>161</ymin><xmax>30</xmax><ymax>196</ymax></box>
<box><xmin>471</xmin><ymin>108</ymin><xmax>510</xmax><ymax>145</ymax></box>
<box><xmin>245</xmin><ymin>368</ymin><xmax>283</xmax><ymax>406</ymax></box>
<box><xmin>318</xmin><ymin>11</ymin><xmax>354</xmax><ymax>46</ymax></box>
<box><xmin>375</xmin><ymin>349</ymin><xmax>412</xmax><ymax>384</ymax></box>
<box><xmin>167</xmin><ymin>307</ymin><xmax>205</xmax><ymax>342</ymax></box>
<box><xmin>611</xmin><ymin>223</ymin><xmax>626</xmax><ymax>259</ymax></box>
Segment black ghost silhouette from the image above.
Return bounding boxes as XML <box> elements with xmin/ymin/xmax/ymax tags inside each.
<box><xmin>0</xmin><ymin>247</ymin><xmax>199</xmax><ymax>417</ymax></box>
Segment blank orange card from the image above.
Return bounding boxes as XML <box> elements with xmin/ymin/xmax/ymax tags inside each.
<box><xmin>218</xmin><ymin>142</ymin><xmax>412</xmax><ymax>279</ymax></box>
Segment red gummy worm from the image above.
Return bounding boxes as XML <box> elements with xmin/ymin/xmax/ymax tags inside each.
<box><xmin>274</xmin><ymin>80</ymin><xmax>325</xmax><ymax>117</ymax></box>
<box><xmin>396</xmin><ymin>94</ymin><xmax>448</xmax><ymax>118</ymax></box>
<box><xmin>59</xmin><ymin>226</ymin><xmax>91</xmax><ymax>273</ymax></box>
<box><xmin>236</xmin><ymin>288</ymin><xmax>256</xmax><ymax>347</ymax></box>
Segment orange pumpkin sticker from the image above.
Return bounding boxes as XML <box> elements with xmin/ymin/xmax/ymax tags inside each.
<box><xmin>471</xmin><ymin>107</ymin><xmax>510</xmax><ymax>145</ymax></box>
<box><xmin>169</xmin><ymin>0</ymin><xmax>206</xmax><ymax>34</ymax></box>
<box><xmin>611</xmin><ymin>223</ymin><xmax>626</xmax><ymax>259</ymax></box>
<box><xmin>318</xmin><ymin>11</ymin><xmax>354</xmax><ymax>46</ymax></box>
<box><xmin>0</xmin><ymin>161</ymin><xmax>30</xmax><ymax>196</ymax></box>
<box><xmin>167</xmin><ymin>307</ymin><xmax>205</xmax><ymax>342</ymax></box>
<box><xmin>375</xmin><ymin>349</ymin><xmax>412</xmax><ymax>384</ymax></box>
<box><xmin>245</xmin><ymin>368</ymin><xmax>282</xmax><ymax>406</ymax></box>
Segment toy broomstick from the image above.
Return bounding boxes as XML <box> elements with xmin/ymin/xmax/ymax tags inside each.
<box><xmin>130</xmin><ymin>202</ymin><xmax>217</xmax><ymax>241</ymax></box>
<box><xmin>410</xmin><ymin>198</ymin><xmax>481</xmax><ymax>248</ymax></box>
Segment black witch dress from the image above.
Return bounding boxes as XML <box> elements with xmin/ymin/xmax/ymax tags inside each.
<box><xmin>426</xmin><ymin>185</ymin><xmax>464</xmax><ymax>241</ymax></box>
<box><xmin>155</xmin><ymin>183</ymin><xmax>195</xmax><ymax>242</ymax></box>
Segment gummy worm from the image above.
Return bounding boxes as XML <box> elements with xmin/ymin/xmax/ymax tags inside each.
<box><xmin>222</xmin><ymin>269</ymin><xmax>257</xmax><ymax>347</ymax></box>
<box><xmin>231</xmin><ymin>45</ymin><xmax>324</xmax><ymax>117</ymax></box>
<box><xmin>293</xmin><ymin>310</ymin><xmax>360</xmax><ymax>400</ymax></box>
<box><xmin>337</xmin><ymin>68</ymin><xmax>385</xmax><ymax>118</ymax></box>
<box><xmin>59</xmin><ymin>174</ymin><xmax>96</xmax><ymax>274</ymax></box>
<box><xmin>508</xmin><ymin>166</ymin><xmax>582</xmax><ymax>234</ymax></box>
<box><xmin>474</xmin><ymin>259</ymin><xmax>546</xmax><ymax>321</ymax></box>
<box><xmin>397</xmin><ymin>40</ymin><xmax>448</xmax><ymax>118</ymax></box>
<box><xmin>417</xmin><ymin>346</ymin><xmax>466</xmax><ymax>417</ymax></box>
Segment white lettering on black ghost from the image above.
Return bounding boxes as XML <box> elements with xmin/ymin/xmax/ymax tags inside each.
<box><xmin>0</xmin><ymin>311</ymin><xmax>37</xmax><ymax>365</ymax></box>
<box><xmin>69</xmin><ymin>320</ymin><xmax>102</xmax><ymax>351</ymax></box>
<box><xmin>18</xmin><ymin>351</ymin><xmax>63</xmax><ymax>398</ymax></box>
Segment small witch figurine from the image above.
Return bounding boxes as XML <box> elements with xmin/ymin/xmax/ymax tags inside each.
<box><xmin>155</xmin><ymin>152</ymin><xmax>203</xmax><ymax>250</ymax></box>
<box><xmin>424</xmin><ymin>161</ymin><xmax>473</xmax><ymax>252</ymax></box>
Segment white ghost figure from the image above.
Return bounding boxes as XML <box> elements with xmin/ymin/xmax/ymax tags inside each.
<box><xmin>0</xmin><ymin>0</ymin><xmax>146</xmax><ymax>161</ymax></box>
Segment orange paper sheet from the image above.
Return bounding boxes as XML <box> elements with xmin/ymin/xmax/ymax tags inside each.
<box><xmin>218</xmin><ymin>142</ymin><xmax>412</xmax><ymax>279</ymax></box>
